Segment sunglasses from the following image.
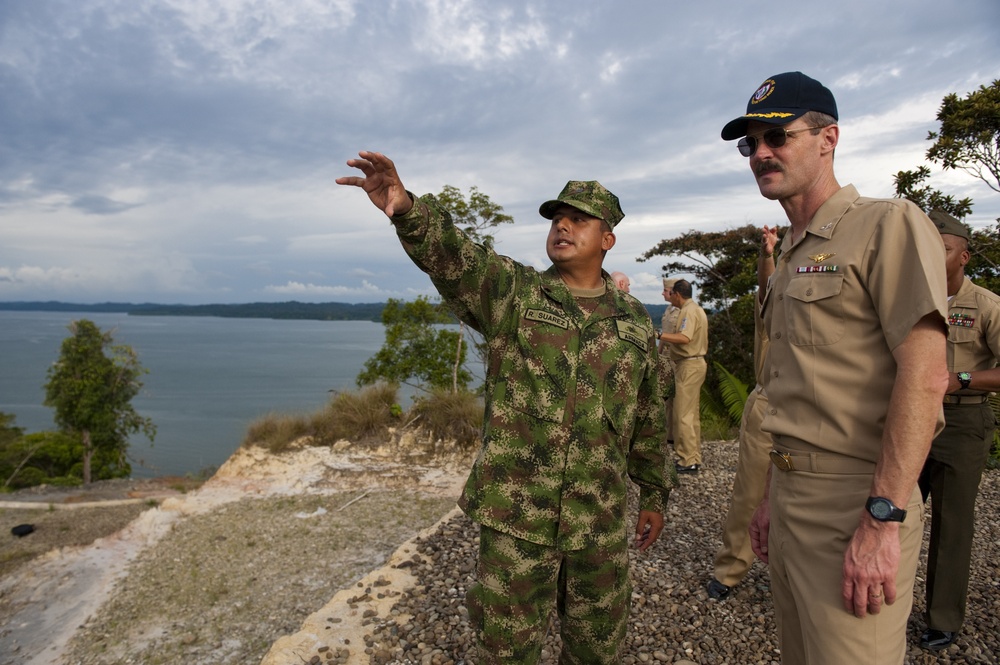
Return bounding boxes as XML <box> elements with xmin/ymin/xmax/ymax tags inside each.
<box><xmin>737</xmin><ymin>126</ymin><xmax>823</xmax><ymax>157</ymax></box>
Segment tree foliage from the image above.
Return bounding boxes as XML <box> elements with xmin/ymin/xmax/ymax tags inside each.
<box><xmin>641</xmin><ymin>224</ymin><xmax>767</xmax><ymax>386</ymax></box>
<box><xmin>893</xmin><ymin>164</ymin><xmax>1000</xmax><ymax>296</ymax></box>
<box><xmin>433</xmin><ymin>184</ymin><xmax>514</xmax><ymax>248</ymax></box>
<box><xmin>893</xmin><ymin>166</ymin><xmax>974</xmax><ymax>219</ymax></box>
<box><xmin>926</xmin><ymin>79</ymin><xmax>1000</xmax><ymax>193</ymax></box>
<box><xmin>357</xmin><ymin>297</ymin><xmax>473</xmax><ymax>393</ymax></box>
<box><xmin>43</xmin><ymin>319</ymin><xmax>155</xmax><ymax>484</ymax></box>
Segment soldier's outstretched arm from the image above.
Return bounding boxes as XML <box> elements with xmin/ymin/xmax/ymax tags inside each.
<box><xmin>336</xmin><ymin>151</ymin><xmax>414</xmax><ymax>218</ymax></box>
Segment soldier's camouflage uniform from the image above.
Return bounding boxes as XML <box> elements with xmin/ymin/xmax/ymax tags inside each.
<box><xmin>390</xmin><ymin>189</ymin><xmax>674</xmax><ymax>664</ymax></box>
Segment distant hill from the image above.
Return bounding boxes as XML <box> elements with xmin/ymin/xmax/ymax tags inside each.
<box><xmin>0</xmin><ymin>301</ymin><xmax>387</xmax><ymax>322</ymax></box>
<box><xmin>1</xmin><ymin>300</ymin><xmax>668</xmax><ymax>324</ymax></box>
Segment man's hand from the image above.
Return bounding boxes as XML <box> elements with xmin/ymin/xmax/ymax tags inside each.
<box><xmin>336</xmin><ymin>151</ymin><xmax>413</xmax><ymax>218</ymax></box>
<box><xmin>842</xmin><ymin>516</ymin><xmax>900</xmax><ymax>618</ymax></box>
<box><xmin>634</xmin><ymin>510</ymin><xmax>664</xmax><ymax>552</ymax></box>
<box><xmin>762</xmin><ymin>225</ymin><xmax>779</xmax><ymax>256</ymax></box>
<box><xmin>749</xmin><ymin>497</ymin><xmax>770</xmax><ymax>564</ymax></box>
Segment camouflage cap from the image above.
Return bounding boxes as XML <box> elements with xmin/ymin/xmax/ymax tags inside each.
<box><xmin>929</xmin><ymin>209</ymin><xmax>970</xmax><ymax>241</ymax></box>
<box><xmin>539</xmin><ymin>180</ymin><xmax>625</xmax><ymax>229</ymax></box>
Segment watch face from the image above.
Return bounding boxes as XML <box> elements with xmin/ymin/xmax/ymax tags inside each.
<box><xmin>870</xmin><ymin>499</ymin><xmax>891</xmax><ymax>519</ymax></box>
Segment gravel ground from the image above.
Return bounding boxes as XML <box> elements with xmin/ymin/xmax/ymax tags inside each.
<box><xmin>358</xmin><ymin>442</ymin><xmax>1000</xmax><ymax>665</ymax></box>
<box><xmin>3</xmin><ymin>441</ymin><xmax>999</xmax><ymax>664</ymax></box>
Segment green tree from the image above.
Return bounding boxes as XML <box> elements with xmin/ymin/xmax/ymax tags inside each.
<box><xmin>892</xmin><ymin>165</ymin><xmax>974</xmax><ymax>219</ymax></box>
<box><xmin>357</xmin><ymin>297</ymin><xmax>473</xmax><ymax>393</ymax></box>
<box><xmin>926</xmin><ymin>79</ymin><xmax>1000</xmax><ymax>193</ymax></box>
<box><xmin>433</xmin><ymin>184</ymin><xmax>514</xmax><ymax>248</ymax></box>
<box><xmin>44</xmin><ymin>320</ymin><xmax>155</xmax><ymax>484</ymax></box>
<box><xmin>641</xmin><ymin>224</ymin><xmax>765</xmax><ymax>386</ymax></box>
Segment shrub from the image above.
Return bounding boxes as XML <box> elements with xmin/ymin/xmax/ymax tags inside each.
<box><xmin>312</xmin><ymin>382</ymin><xmax>402</xmax><ymax>446</ymax></box>
<box><xmin>244</xmin><ymin>412</ymin><xmax>313</xmax><ymax>454</ymax></box>
<box><xmin>406</xmin><ymin>389</ymin><xmax>483</xmax><ymax>450</ymax></box>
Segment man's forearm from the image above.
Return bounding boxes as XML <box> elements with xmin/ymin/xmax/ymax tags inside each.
<box><xmin>871</xmin><ymin>315</ymin><xmax>948</xmax><ymax>504</ymax></box>
<box><xmin>659</xmin><ymin>332</ymin><xmax>691</xmax><ymax>345</ymax></box>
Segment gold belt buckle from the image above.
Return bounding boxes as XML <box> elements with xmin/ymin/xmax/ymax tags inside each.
<box><xmin>770</xmin><ymin>450</ymin><xmax>795</xmax><ymax>472</ymax></box>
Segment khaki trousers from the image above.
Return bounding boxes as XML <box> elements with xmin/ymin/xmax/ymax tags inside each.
<box><xmin>769</xmin><ymin>461</ymin><xmax>923</xmax><ymax>665</ymax></box>
<box><xmin>672</xmin><ymin>357</ymin><xmax>706</xmax><ymax>466</ymax></box>
<box><xmin>712</xmin><ymin>387</ymin><xmax>771</xmax><ymax>586</ymax></box>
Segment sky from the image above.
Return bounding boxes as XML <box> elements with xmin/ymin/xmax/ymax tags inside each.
<box><xmin>1</xmin><ymin>0</ymin><xmax>998</xmax><ymax>306</ymax></box>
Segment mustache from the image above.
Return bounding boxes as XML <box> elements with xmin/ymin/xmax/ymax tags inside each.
<box><xmin>755</xmin><ymin>161</ymin><xmax>784</xmax><ymax>177</ymax></box>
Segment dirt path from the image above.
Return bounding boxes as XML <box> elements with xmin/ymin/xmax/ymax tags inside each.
<box><xmin>0</xmin><ymin>442</ymin><xmax>471</xmax><ymax>665</ymax></box>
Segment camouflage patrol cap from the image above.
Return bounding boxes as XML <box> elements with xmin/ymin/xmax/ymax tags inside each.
<box><xmin>929</xmin><ymin>209</ymin><xmax>970</xmax><ymax>241</ymax></box>
<box><xmin>539</xmin><ymin>180</ymin><xmax>625</xmax><ymax>229</ymax></box>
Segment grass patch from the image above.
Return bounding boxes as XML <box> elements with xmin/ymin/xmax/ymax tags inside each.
<box><xmin>406</xmin><ymin>389</ymin><xmax>484</xmax><ymax>450</ymax></box>
<box><xmin>240</xmin><ymin>383</ymin><xmax>485</xmax><ymax>455</ymax></box>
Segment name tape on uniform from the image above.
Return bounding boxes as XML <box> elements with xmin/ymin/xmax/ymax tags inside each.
<box><xmin>524</xmin><ymin>308</ymin><xmax>570</xmax><ymax>329</ymax></box>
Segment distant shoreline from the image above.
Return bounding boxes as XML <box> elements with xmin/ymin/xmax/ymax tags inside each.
<box><xmin>0</xmin><ymin>300</ymin><xmax>387</xmax><ymax>322</ymax></box>
<box><xmin>0</xmin><ymin>299</ymin><xmax>670</xmax><ymax>322</ymax></box>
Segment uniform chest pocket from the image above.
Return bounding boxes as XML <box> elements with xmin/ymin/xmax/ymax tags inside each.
<box><xmin>947</xmin><ymin>324</ymin><xmax>979</xmax><ymax>346</ymax></box>
<box><xmin>785</xmin><ymin>274</ymin><xmax>845</xmax><ymax>346</ymax></box>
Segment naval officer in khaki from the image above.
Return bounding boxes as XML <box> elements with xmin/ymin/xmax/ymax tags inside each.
<box><xmin>729</xmin><ymin>72</ymin><xmax>948</xmax><ymax>664</ymax></box>
<box><xmin>658</xmin><ymin>279</ymin><xmax>708</xmax><ymax>473</ymax></box>
<box><xmin>707</xmin><ymin>225</ymin><xmax>776</xmax><ymax>600</ymax></box>
<box><xmin>917</xmin><ymin>210</ymin><xmax>1000</xmax><ymax>651</ymax></box>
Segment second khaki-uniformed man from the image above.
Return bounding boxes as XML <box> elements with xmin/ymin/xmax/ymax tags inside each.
<box><xmin>917</xmin><ymin>210</ymin><xmax>1000</xmax><ymax>651</ymax></box>
<box><xmin>659</xmin><ymin>279</ymin><xmax>708</xmax><ymax>473</ymax></box>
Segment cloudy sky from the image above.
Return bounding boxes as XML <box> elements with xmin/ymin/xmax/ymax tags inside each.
<box><xmin>2</xmin><ymin>0</ymin><xmax>998</xmax><ymax>306</ymax></box>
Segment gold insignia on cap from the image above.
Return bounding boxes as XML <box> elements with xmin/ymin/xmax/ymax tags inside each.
<box><xmin>809</xmin><ymin>253</ymin><xmax>836</xmax><ymax>263</ymax></box>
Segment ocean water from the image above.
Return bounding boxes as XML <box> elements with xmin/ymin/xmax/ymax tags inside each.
<box><xmin>0</xmin><ymin>311</ymin><xmax>430</xmax><ymax>478</ymax></box>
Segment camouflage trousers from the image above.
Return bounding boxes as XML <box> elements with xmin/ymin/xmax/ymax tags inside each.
<box><xmin>466</xmin><ymin>526</ymin><xmax>631</xmax><ymax>664</ymax></box>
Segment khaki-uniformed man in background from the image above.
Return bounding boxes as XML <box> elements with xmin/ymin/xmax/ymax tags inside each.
<box><xmin>730</xmin><ymin>72</ymin><xmax>949</xmax><ymax>664</ymax></box>
<box><xmin>337</xmin><ymin>151</ymin><xmax>675</xmax><ymax>664</ymax></box>
<box><xmin>658</xmin><ymin>277</ymin><xmax>681</xmax><ymax>443</ymax></box>
<box><xmin>659</xmin><ymin>279</ymin><xmax>708</xmax><ymax>473</ymax></box>
<box><xmin>707</xmin><ymin>224</ymin><xmax>776</xmax><ymax>600</ymax></box>
<box><xmin>916</xmin><ymin>210</ymin><xmax>1000</xmax><ymax>651</ymax></box>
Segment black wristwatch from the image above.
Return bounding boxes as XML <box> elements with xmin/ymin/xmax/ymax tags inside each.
<box><xmin>957</xmin><ymin>371</ymin><xmax>972</xmax><ymax>390</ymax></box>
<box><xmin>866</xmin><ymin>496</ymin><xmax>907</xmax><ymax>522</ymax></box>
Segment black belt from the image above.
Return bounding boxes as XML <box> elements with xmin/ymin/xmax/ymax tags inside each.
<box><xmin>943</xmin><ymin>394</ymin><xmax>989</xmax><ymax>405</ymax></box>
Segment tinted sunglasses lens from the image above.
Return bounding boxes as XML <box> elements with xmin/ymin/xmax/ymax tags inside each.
<box><xmin>763</xmin><ymin>128</ymin><xmax>788</xmax><ymax>149</ymax></box>
<box><xmin>738</xmin><ymin>137</ymin><xmax>756</xmax><ymax>157</ymax></box>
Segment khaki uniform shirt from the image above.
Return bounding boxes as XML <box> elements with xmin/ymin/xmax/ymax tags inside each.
<box><xmin>948</xmin><ymin>276</ymin><xmax>1000</xmax><ymax>390</ymax></box>
<box><xmin>392</xmin><ymin>193</ymin><xmax>673</xmax><ymax>549</ymax></box>
<box><xmin>761</xmin><ymin>185</ymin><xmax>947</xmax><ymax>462</ymax></box>
<box><xmin>660</xmin><ymin>306</ymin><xmax>680</xmax><ymax>341</ymax></box>
<box><xmin>667</xmin><ymin>299</ymin><xmax>708</xmax><ymax>362</ymax></box>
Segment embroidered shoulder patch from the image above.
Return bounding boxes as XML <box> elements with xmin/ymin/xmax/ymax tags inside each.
<box><xmin>615</xmin><ymin>320</ymin><xmax>648</xmax><ymax>352</ymax></box>
<box><xmin>524</xmin><ymin>308</ymin><xmax>570</xmax><ymax>329</ymax></box>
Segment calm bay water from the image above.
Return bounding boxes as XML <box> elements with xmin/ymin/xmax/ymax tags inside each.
<box><xmin>0</xmin><ymin>311</ymin><xmax>413</xmax><ymax>479</ymax></box>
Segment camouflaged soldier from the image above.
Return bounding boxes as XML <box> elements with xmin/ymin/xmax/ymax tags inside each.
<box><xmin>337</xmin><ymin>151</ymin><xmax>675</xmax><ymax>664</ymax></box>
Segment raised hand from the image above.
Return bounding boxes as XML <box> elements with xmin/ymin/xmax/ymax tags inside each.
<box><xmin>335</xmin><ymin>151</ymin><xmax>413</xmax><ymax>218</ymax></box>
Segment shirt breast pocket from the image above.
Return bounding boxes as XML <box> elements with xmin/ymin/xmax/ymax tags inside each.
<box><xmin>785</xmin><ymin>274</ymin><xmax>845</xmax><ymax>346</ymax></box>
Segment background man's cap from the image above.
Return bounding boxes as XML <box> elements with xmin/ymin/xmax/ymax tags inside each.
<box><xmin>663</xmin><ymin>277</ymin><xmax>678</xmax><ymax>289</ymax></box>
<box><xmin>539</xmin><ymin>180</ymin><xmax>624</xmax><ymax>229</ymax></box>
<box><xmin>721</xmin><ymin>71</ymin><xmax>838</xmax><ymax>141</ymax></box>
<box><xmin>929</xmin><ymin>209</ymin><xmax>971</xmax><ymax>241</ymax></box>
